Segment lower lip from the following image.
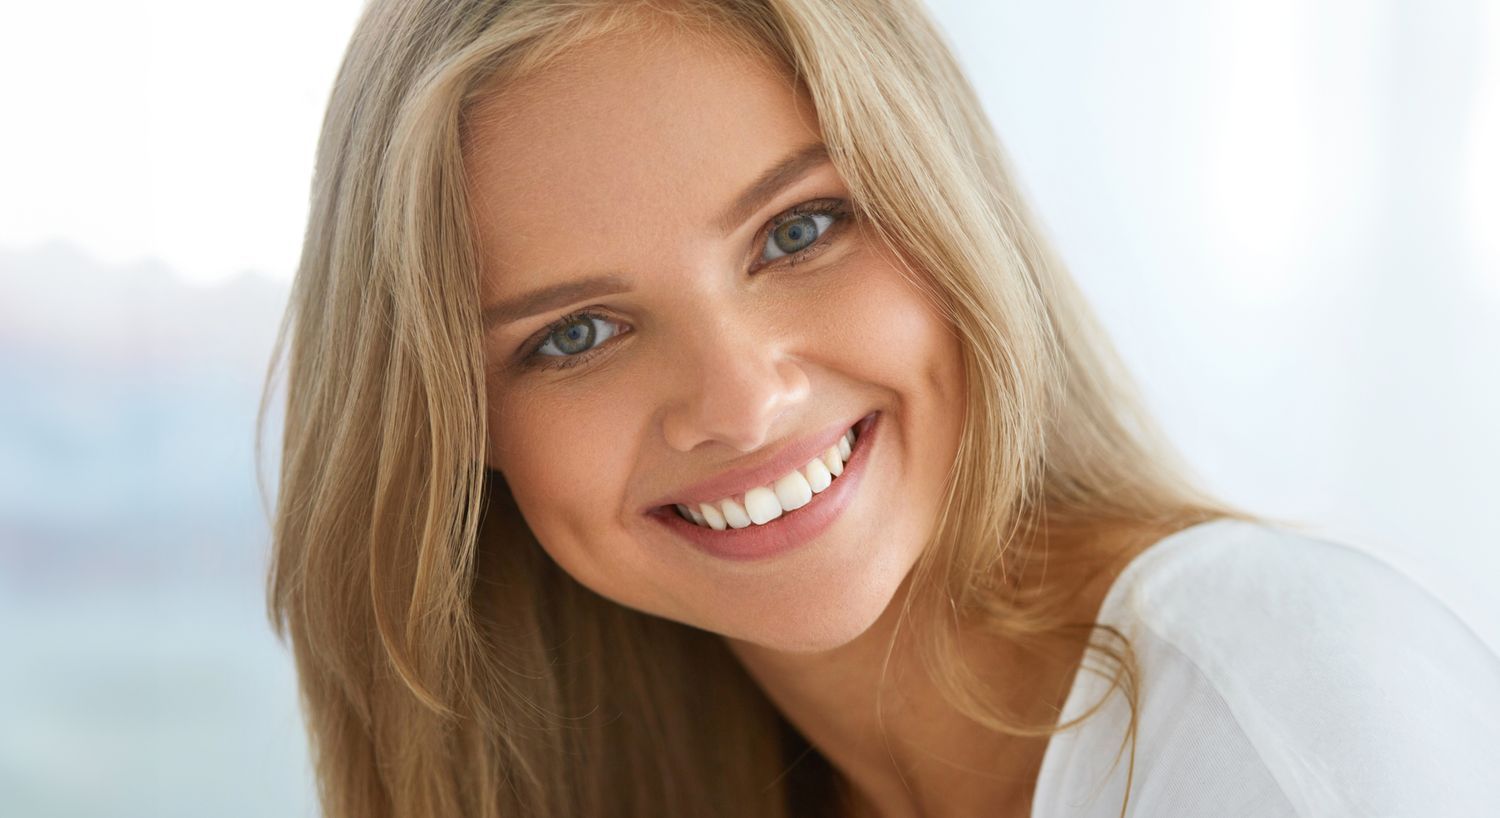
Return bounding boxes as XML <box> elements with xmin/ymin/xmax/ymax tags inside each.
<box><xmin>647</xmin><ymin>412</ymin><xmax>881</xmax><ymax>563</ymax></box>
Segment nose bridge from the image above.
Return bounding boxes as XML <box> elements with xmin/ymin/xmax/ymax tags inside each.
<box><xmin>660</xmin><ymin>303</ymin><xmax>810</xmax><ymax>453</ymax></box>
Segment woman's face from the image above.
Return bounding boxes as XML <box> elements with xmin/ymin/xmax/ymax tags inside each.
<box><xmin>468</xmin><ymin>23</ymin><xmax>966</xmax><ymax>653</ymax></box>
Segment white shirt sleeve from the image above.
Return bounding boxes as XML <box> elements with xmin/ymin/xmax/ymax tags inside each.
<box><xmin>1030</xmin><ymin>519</ymin><xmax>1500</xmax><ymax>818</ymax></box>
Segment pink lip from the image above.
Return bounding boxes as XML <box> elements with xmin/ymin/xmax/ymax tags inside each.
<box><xmin>641</xmin><ymin>413</ymin><xmax>872</xmax><ymax>512</ymax></box>
<box><xmin>646</xmin><ymin>412</ymin><xmax>880</xmax><ymax>562</ymax></box>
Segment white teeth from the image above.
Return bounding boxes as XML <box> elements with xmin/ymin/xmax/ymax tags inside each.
<box><xmin>720</xmin><ymin>497</ymin><xmax>752</xmax><ymax>529</ymax></box>
<box><xmin>699</xmin><ymin>502</ymin><xmax>727</xmax><ymax>530</ymax></box>
<box><xmin>773</xmin><ymin>470</ymin><xmax>813</xmax><ymax>512</ymax></box>
<box><xmin>803</xmin><ymin>457</ymin><xmax>832</xmax><ymax>493</ymax></box>
<box><xmin>743</xmin><ymin>486</ymin><xmax>783</xmax><ymax>525</ymax></box>
<box><xmin>822</xmin><ymin>446</ymin><xmax>843</xmax><ymax>477</ymax></box>
<box><xmin>675</xmin><ymin>422</ymin><xmax>864</xmax><ymax>529</ymax></box>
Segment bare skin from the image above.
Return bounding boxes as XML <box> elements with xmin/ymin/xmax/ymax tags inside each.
<box><xmin>757</xmin><ymin>530</ymin><xmax>1163</xmax><ymax>818</ymax></box>
<box><xmin>467</xmin><ymin>13</ymin><xmax>1168</xmax><ymax>818</ymax></box>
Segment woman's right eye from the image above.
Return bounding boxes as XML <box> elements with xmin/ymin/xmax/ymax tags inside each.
<box><xmin>523</xmin><ymin>311</ymin><xmax>627</xmax><ymax>371</ymax></box>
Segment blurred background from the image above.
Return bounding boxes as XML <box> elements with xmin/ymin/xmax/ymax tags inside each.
<box><xmin>2</xmin><ymin>0</ymin><xmax>1496</xmax><ymax>815</ymax></box>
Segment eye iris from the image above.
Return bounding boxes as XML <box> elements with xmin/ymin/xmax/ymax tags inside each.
<box><xmin>553</xmin><ymin>318</ymin><xmax>596</xmax><ymax>354</ymax></box>
<box><xmin>772</xmin><ymin>216</ymin><xmax>819</xmax><ymax>254</ymax></box>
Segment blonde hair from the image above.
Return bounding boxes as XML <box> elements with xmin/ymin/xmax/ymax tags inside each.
<box><xmin>261</xmin><ymin>1</ymin><xmax>1257</xmax><ymax>815</ymax></box>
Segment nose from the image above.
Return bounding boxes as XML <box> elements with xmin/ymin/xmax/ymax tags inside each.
<box><xmin>659</xmin><ymin>316</ymin><xmax>811</xmax><ymax>454</ymax></box>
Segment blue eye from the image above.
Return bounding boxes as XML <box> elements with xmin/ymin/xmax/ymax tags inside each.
<box><xmin>519</xmin><ymin>199</ymin><xmax>853</xmax><ymax>375</ymax></box>
<box><xmin>761</xmin><ymin>210</ymin><xmax>839</xmax><ymax>263</ymax></box>
<box><xmin>533</xmin><ymin>313</ymin><xmax>622</xmax><ymax>361</ymax></box>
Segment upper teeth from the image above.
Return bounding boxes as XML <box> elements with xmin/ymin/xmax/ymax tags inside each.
<box><xmin>675</xmin><ymin>426</ymin><xmax>858</xmax><ymax>529</ymax></box>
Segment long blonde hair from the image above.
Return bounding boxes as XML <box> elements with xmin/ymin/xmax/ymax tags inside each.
<box><xmin>261</xmin><ymin>1</ymin><xmax>1256</xmax><ymax>815</ymax></box>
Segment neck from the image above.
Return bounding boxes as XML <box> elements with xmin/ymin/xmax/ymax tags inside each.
<box><xmin>725</xmin><ymin>523</ymin><xmax>1160</xmax><ymax>817</ymax></box>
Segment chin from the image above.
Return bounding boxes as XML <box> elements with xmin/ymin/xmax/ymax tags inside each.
<box><xmin>714</xmin><ymin>553</ymin><xmax>917</xmax><ymax>656</ymax></box>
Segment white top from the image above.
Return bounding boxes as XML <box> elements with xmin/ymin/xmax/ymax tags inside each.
<box><xmin>1030</xmin><ymin>518</ymin><xmax>1500</xmax><ymax>817</ymax></box>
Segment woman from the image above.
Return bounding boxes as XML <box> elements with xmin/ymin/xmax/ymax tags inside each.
<box><xmin>262</xmin><ymin>1</ymin><xmax>1500</xmax><ymax>816</ymax></box>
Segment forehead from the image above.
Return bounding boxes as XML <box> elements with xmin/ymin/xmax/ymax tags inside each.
<box><xmin>463</xmin><ymin>19</ymin><xmax>825</xmax><ymax>297</ymax></box>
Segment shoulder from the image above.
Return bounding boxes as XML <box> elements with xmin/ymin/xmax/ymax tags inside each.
<box><xmin>1032</xmin><ymin>518</ymin><xmax>1500</xmax><ymax>818</ymax></box>
<box><xmin>1109</xmin><ymin>518</ymin><xmax>1500</xmax><ymax>690</ymax></box>
<box><xmin>1108</xmin><ymin>517</ymin><xmax>1495</xmax><ymax>667</ymax></box>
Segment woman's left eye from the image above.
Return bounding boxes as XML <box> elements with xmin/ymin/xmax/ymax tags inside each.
<box><xmin>758</xmin><ymin>202</ymin><xmax>847</xmax><ymax>266</ymax></box>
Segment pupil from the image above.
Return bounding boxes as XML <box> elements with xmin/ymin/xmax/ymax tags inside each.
<box><xmin>774</xmin><ymin>216</ymin><xmax>818</xmax><ymax>254</ymax></box>
<box><xmin>555</xmin><ymin>318</ymin><xmax>595</xmax><ymax>354</ymax></box>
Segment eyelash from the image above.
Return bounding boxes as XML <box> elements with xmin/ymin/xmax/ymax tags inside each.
<box><xmin>518</xmin><ymin>198</ymin><xmax>854</xmax><ymax>373</ymax></box>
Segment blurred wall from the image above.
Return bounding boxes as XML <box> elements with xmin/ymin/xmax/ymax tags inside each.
<box><xmin>925</xmin><ymin>0</ymin><xmax>1500</xmax><ymax>648</ymax></box>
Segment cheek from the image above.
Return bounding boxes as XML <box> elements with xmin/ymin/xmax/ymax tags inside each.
<box><xmin>826</xmin><ymin>242</ymin><xmax>964</xmax><ymax>408</ymax></box>
<box><xmin>485</xmin><ymin>384</ymin><xmax>639</xmax><ymax>566</ymax></box>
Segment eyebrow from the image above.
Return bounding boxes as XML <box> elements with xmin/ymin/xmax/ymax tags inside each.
<box><xmin>713</xmin><ymin>141</ymin><xmax>830</xmax><ymax>235</ymax></box>
<box><xmin>482</xmin><ymin>141</ymin><xmax>830</xmax><ymax>330</ymax></box>
<box><xmin>482</xmin><ymin>274</ymin><xmax>631</xmax><ymax>329</ymax></box>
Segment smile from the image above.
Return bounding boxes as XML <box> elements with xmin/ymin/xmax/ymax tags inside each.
<box><xmin>674</xmin><ymin>424</ymin><xmax>857</xmax><ymax>529</ymax></box>
<box><xmin>647</xmin><ymin>412</ymin><xmax>880</xmax><ymax>562</ymax></box>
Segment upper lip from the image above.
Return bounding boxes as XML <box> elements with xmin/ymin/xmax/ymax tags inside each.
<box><xmin>642</xmin><ymin>414</ymin><xmax>867</xmax><ymax>513</ymax></box>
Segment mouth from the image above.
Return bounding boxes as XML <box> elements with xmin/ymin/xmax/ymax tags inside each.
<box><xmin>667</xmin><ymin>413</ymin><xmax>873</xmax><ymax>529</ymax></box>
<box><xmin>646</xmin><ymin>412</ymin><xmax>881</xmax><ymax>562</ymax></box>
